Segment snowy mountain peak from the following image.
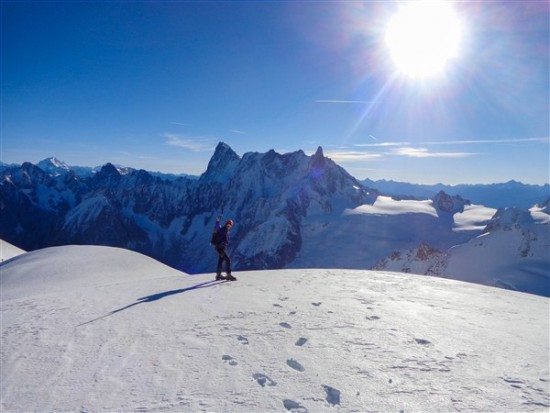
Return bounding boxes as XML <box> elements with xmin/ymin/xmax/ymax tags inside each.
<box><xmin>213</xmin><ymin>141</ymin><xmax>240</xmax><ymax>160</ymax></box>
<box><xmin>485</xmin><ymin>207</ymin><xmax>535</xmax><ymax>232</ymax></box>
<box><xmin>37</xmin><ymin>157</ymin><xmax>71</xmax><ymax>176</ymax></box>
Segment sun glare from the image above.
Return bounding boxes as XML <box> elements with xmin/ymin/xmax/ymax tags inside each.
<box><xmin>385</xmin><ymin>1</ymin><xmax>463</xmax><ymax>78</ymax></box>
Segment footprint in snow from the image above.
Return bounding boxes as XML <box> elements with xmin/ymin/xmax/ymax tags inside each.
<box><xmin>283</xmin><ymin>399</ymin><xmax>308</xmax><ymax>412</ymax></box>
<box><xmin>322</xmin><ymin>385</ymin><xmax>341</xmax><ymax>406</ymax></box>
<box><xmin>280</xmin><ymin>322</ymin><xmax>292</xmax><ymax>329</ymax></box>
<box><xmin>295</xmin><ymin>337</ymin><xmax>308</xmax><ymax>347</ymax></box>
<box><xmin>253</xmin><ymin>373</ymin><xmax>277</xmax><ymax>387</ymax></box>
<box><xmin>237</xmin><ymin>335</ymin><xmax>249</xmax><ymax>345</ymax></box>
<box><xmin>222</xmin><ymin>355</ymin><xmax>238</xmax><ymax>366</ymax></box>
<box><xmin>287</xmin><ymin>358</ymin><xmax>305</xmax><ymax>372</ymax></box>
<box><xmin>312</xmin><ymin>302</ymin><xmax>322</xmax><ymax>307</ymax></box>
<box><xmin>414</xmin><ymin>338</ymin><xmax>432</xmax><ymax>346</ymax></box>
<box><xmin>366</xmin><ymin>315</ymin><xmax>380</xmax><ymax>321</ymax></box>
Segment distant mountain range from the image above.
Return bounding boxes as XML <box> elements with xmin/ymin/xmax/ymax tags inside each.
<box><xmin>1</xmin><ymin>158</ymin><xmax>195</xmax><ymax>181</ymax></box>
<box><xmin>3</xmin><ymin>157</ymin><xmax>546</xmax><ymax>208</ymax></box>
<box><xmin>1</xmin><ymin>143</ymin><xmax>548</xmax><ymax>296</ymax></box>
<box><xmin>362</xmin><ymin>178</ymin><xmax>549</xmax><ymax>209</ymax></box>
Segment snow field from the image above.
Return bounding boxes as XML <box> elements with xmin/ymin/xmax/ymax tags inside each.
<box><xmin>0</xmin><ymin>239</ymin><xmax>26</xmax><ymax>262</ymax></box>
<box><xmin>1</xmin><ymin>246</ymin><xmax>549</xmax><ymax>412</ymax></box>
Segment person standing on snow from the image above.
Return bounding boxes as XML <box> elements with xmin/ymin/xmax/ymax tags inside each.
<box><xmin>214</xmin><ymin>217</ymin><xmax>237</xmax><ymax>281</ymax></box>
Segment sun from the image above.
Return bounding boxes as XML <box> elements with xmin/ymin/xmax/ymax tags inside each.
<box><xmin>385</xmin><ymin>1</ymin><xmax>463</xmax><ymax>78</ymax></box>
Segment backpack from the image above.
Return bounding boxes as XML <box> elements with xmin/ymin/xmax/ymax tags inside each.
<box><xmin>210</xmin><ymin>226</ymin><xmax>219</xmax><ymax>245</ymax></box>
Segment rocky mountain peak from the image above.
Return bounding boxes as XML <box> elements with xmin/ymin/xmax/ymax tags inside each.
<box><xmin>432</xmin><ymin>191</ymin><xmax>469</xmax><ymax>214</ymax></box>
<box><xmin>202</xmin><ymin>142</ymin><xmax>241</xmax><ymax>182</ymax></box>
<box><xmin>415</xmin><ymin>241</ymin><xmax>443</xmax><ymax>261</ymax></box>
<box><xmin>99</xmin><ymin>163</ymin><xmax>120</xmax><ymax>175</ymax></box>
<box><xmin>10</xmin><ymin>162</ymin><xmax>49</xmax><ymax>186</ymax></box>
<box><xmin>37</xmin><ymin>157</ymin><xmax>70</xmax><ymax>172</ymax></box>
<box><xmin>92</xmin><ymin>163</ymin><xmax>122</xmax><ymax>186</ymax></box>
<box><xmin>309</xmin><ymin>146</ymin><xmax>326</xmax><ymax>170</ymax></box>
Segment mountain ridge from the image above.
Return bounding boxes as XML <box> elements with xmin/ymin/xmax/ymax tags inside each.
<box><xmin>1</xmin><ymin>143</ymin><xmax>548</xmax><ymax>296</ymax></box>
<box><xmin>363</xmin><ymin>178</ymin><xmax>549</xmax><ymax>209</ymax></box>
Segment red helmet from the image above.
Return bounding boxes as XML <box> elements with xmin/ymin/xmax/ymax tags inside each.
<box><xmin>225</xmin><ymin>219</ymin><xmax>234</xmax><ymax>227</ymax></box>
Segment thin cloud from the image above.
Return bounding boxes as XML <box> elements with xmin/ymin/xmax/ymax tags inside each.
<box><xmin>164</xmin><ymin>133</ymin><xmax>216</xmax><ymax>152</ymax></box>
<box><xmin>355</xmin><ymin>142</ymin><xmax>409</xmax><ymax>147</ymax></box>
<box><xmin>390</xmin><ymin>147</ymin><xmax>475</xmax><ymax>158</ymax></box>
<box><xmin>356</xmin><ymin>137</ymin><xmax>548</xmax><ymax>148</ymax></box>
<box><xmin>169</xmin><ymin>122</ymin><xmax>188</xmax><ymax>126</ymax></box>
<box><xmin>229</xmin><ymin>129</ymin><xmax>247</xmax><ymax>135</ymax></box>
<box><xmin>325</xmin><ymin>150</ymin><xmax>382</xmax><ymax>162</ymax></box>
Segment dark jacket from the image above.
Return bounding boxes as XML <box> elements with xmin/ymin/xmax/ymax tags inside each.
<box><xmin>215</xmin><ymin>221</ymin><xmax>230</xmax><ymax>249</ymax></box>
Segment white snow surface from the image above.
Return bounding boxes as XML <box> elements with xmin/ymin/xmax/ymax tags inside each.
<box><xmin>345</xmin><ymin>197</ymin><xmax>497</xmax><ymax>232</ymax></box>
<box><xmin>530</xmin><ymin>204</ymin><xmax>550</xmax><ymax>224</ymax></box>
<box><xmin>344</xmin><ymin>196</ymin><xmax>438</xmax><ymax>217</ymax></box>
<box><xmin>452</xmin><ymin>204</ymin><xmax>498</xmax><ymax>231</ymax></box>
<box><xmin>1</xmin><ymin>246</ymin><xmax>549</xmax><ymax>412</ymax></box>
<box><xmin>0</xmin><ymin>239</ymin><xmax>26</xmax><ymax>262</ymax></box>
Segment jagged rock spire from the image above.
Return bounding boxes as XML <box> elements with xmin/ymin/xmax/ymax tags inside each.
<box><xmin>310</xmin><ymin>146</ymin><xmax>326</xmax><ymax>170</ymax></box>
<box><xmin>202</xmin><ymin>142</ymin><xmax>241</xmax><ymax>182</ymax></box>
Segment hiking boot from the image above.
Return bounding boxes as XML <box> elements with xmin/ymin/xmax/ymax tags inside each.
<box><xmin>225</xmin><ymin>274</ymin><xmax>237</xmax><ymax>281</ymax></box>
<box><xmin>216</xmin><ymin>274</ymin><xmax>225</xmax><ymax>281</ymax></box>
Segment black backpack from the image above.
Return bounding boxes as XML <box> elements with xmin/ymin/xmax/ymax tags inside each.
<box><xmin>210</xmin><ymin>226</ymin><xmax>219</xmax><ymax>245</ymax></box>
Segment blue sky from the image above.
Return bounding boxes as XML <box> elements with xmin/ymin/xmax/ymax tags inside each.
<box><xmin>2</xmin><ymin>1</ymin><xmax>549</xmax><ymax>185</ymax></box>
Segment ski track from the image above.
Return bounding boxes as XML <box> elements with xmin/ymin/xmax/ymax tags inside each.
<box><xmin>1</xmin><ymin>256</ymin><xmax>549</xmax><ymax>412</ymax></box>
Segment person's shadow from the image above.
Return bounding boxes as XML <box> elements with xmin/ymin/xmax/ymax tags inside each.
<box><xmin>77</xmin><ymin>279</ymin><xmax>227</xmax><ymax>327</ymax></box>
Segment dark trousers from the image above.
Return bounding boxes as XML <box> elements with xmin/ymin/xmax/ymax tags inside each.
<box><xmin>216</xmin><ymin>247</ymin><xmax>231</xmax><ymax>275</ymax></box>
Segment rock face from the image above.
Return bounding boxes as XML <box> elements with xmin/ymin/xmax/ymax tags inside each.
<box><xmin>371</xmin><ymin>241</ymin><xmax>448</xmax><ymax>276</ymax></box>
<box><xmin>432</xmin><ymin>191</ymin><xmax>469</xmax><ymax>214</ymax></box>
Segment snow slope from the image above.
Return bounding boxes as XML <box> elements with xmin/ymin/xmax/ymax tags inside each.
<box><xmin>0</xmin><ymin>239</ymin><xmax>26</xmax><ymax>262</ymax></box>
<box><xmin>444</xmin><ymin>217</ymin><xmax>550</xmax><ymax>296</ymax></box>
<box><xmin>290</xmin><ymin>194</ymin><xmax>485</xmax><ymax>271</ymax></box>
<box><xmin>372</xmin><ymin>203</ymin><xmax>550</xmax><ymax>297</ymax></box>
<box><xmin>1</xmin><ymin>246</ymin><xmax>549</xmax><ymax>412</ymax></box>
